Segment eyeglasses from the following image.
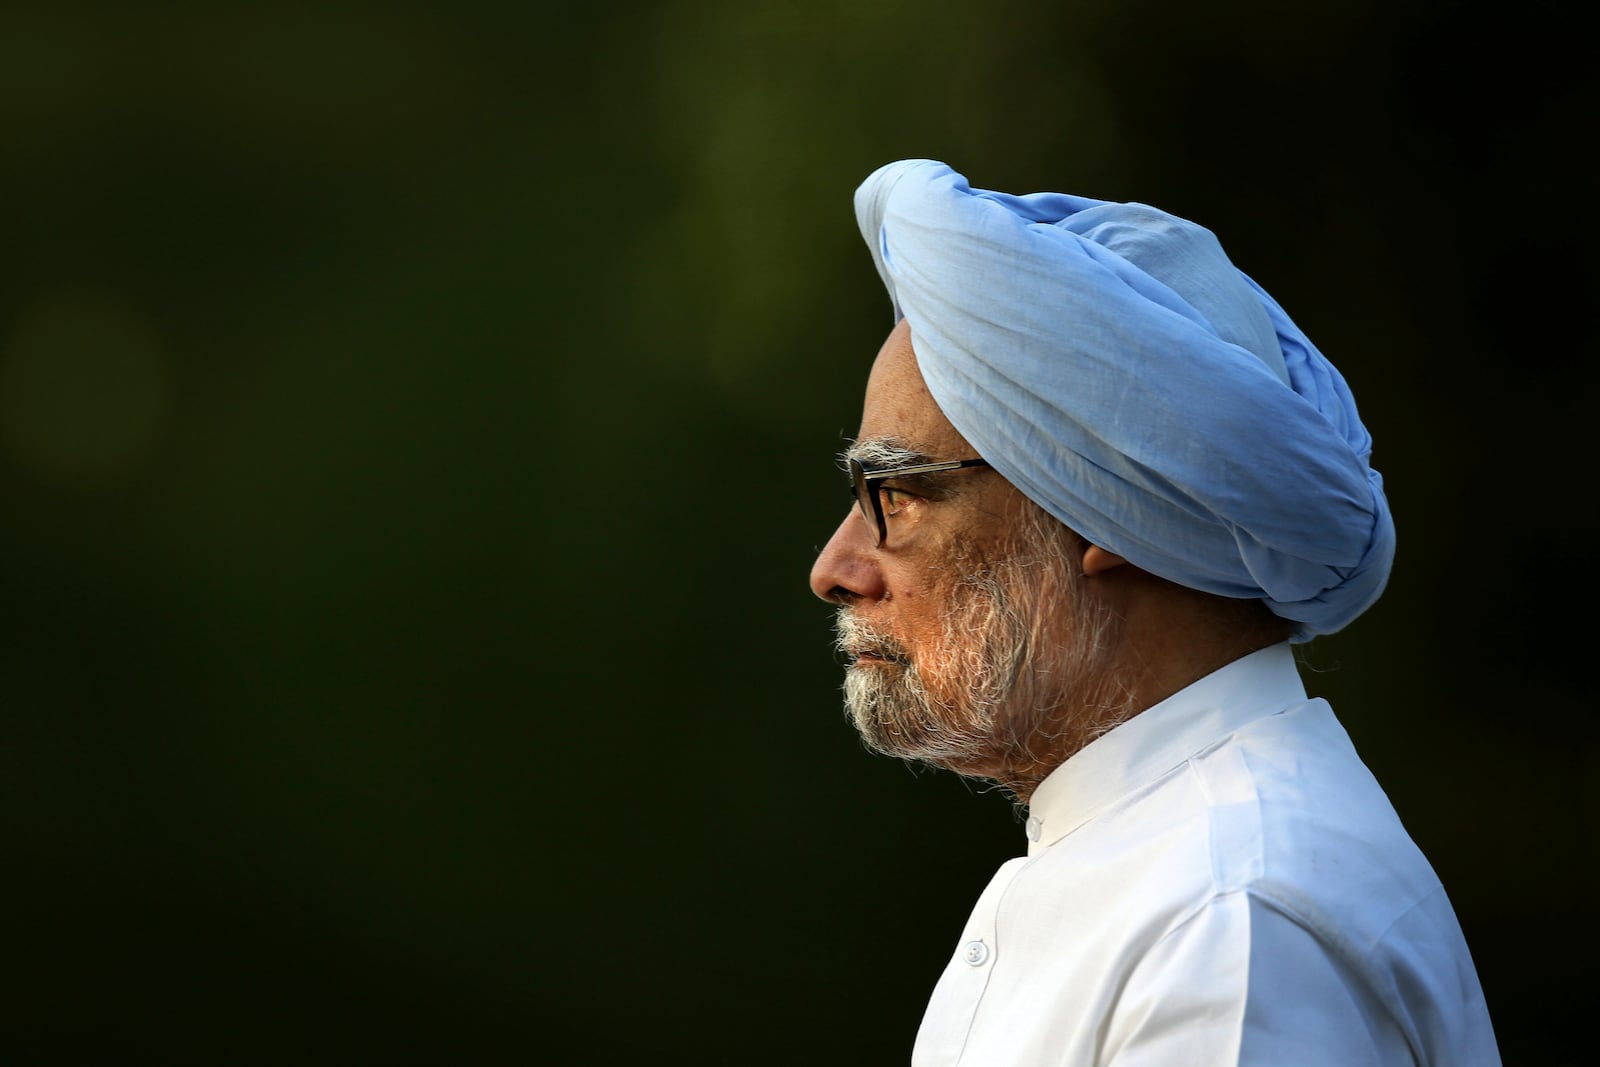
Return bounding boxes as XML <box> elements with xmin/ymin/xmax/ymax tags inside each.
<box><xmin>848</xmin><ymin>456</ymin><xmax>991</xmax><ymax>547</ymax></box>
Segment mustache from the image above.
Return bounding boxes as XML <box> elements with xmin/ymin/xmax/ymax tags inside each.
<box><xmin>833</xmin><ymin>610</ymin><xmax>913</xmax><ymax>666</ymax></box>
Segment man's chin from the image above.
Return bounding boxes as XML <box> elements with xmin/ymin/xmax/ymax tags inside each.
<box><xmin>844</xmin><ymin>686</ymin><xmax>985</xmax><ymax>767</ymax></box>
<box><xmin>852</xmin><ymin>722</ymin><xmax>1008</xmax><ymax>782</ymax></box>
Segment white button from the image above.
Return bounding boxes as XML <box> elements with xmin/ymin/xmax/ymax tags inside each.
<box><xmin>1025</xmin><ymin>816</ymin><xmax>1042</xmax><ymax>841</ymax></box>
<box><xmin>962</xmin><ymin>939</ymin><xmax>989</xmax><ymax>966</ymax></box>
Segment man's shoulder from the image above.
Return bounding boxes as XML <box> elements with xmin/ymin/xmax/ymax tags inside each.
<box><xmin>1027</xmin><ymin>704</ymin><xmax>1443</xmax><ymax>948</ymax></box>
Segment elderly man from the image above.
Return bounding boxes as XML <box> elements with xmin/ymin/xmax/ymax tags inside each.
<box><xmin>810</xmin><ymin>160</ymin><xmax>1499</xmax><ymax>1066</ymax></box>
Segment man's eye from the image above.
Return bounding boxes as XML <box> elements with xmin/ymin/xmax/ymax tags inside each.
<box><xmin>881</xmin><ymin>486</ymin><xmax>916</xmax><ymax>516</ymax></box>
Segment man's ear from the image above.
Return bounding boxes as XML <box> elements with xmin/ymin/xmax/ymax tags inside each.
<box><xmin>1081</xmin><ymin>544</ymin><xmax>1129</xmax><ymax>576</ymax></box>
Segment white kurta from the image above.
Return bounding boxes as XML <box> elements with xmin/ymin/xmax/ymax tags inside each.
<box><xmin>912</xmin><ymin>644</ymin><xmax>1500</xmax><ymax>1066</ymax></box>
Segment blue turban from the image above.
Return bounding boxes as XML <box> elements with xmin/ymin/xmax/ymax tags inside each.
<box><xmin>854</xmin><ymin>159</ymin><xmax>1394</xmax><ymax>642</ymax></box>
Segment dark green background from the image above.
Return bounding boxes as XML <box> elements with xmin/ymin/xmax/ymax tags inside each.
<box><xmin>3</xmin><ymin>2</ymin><xmax>1592</xmax><ymax>1064</ymax></box>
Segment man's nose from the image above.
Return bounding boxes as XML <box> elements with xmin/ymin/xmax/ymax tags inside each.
<box><xmin>810</xmin><ymin>510</ymin><xmax>884</xmax><ymax>604</ymax></box>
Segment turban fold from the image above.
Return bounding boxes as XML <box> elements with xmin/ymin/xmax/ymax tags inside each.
<box><xmin>854</xmin><ymin>159</ymin><xmax>1393</xmax><ymax>642</ymax></box>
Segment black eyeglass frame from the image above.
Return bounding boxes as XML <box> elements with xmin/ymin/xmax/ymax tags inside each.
<box><xmin>848</xmin><ymin>456</ymin><xmax>991</xmax><ymax>547</ymax></box>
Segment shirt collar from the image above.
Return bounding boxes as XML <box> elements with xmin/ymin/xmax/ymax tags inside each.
<box><xmin>1023</xmin><ymin>643</ymin><xmax>1306</xmax><ymax>855</ymax></box>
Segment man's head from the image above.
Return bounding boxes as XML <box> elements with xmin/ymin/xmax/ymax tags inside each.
<box><xmin>813</xmin><ymin>160</ymin><xmax>1394</xmax><ymax>797</ymax></box>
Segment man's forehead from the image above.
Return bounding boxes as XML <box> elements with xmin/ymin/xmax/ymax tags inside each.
<box><xmin>858</xmin><ymin>321</ymin><xmax>973</xmax><ymax>459</ymax></box>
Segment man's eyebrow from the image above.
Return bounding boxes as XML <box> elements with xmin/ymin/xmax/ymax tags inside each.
<box><xmin>840</xmin><ymin>437</ymin><xmax>933</xmax><ymax>467</ymax></box>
